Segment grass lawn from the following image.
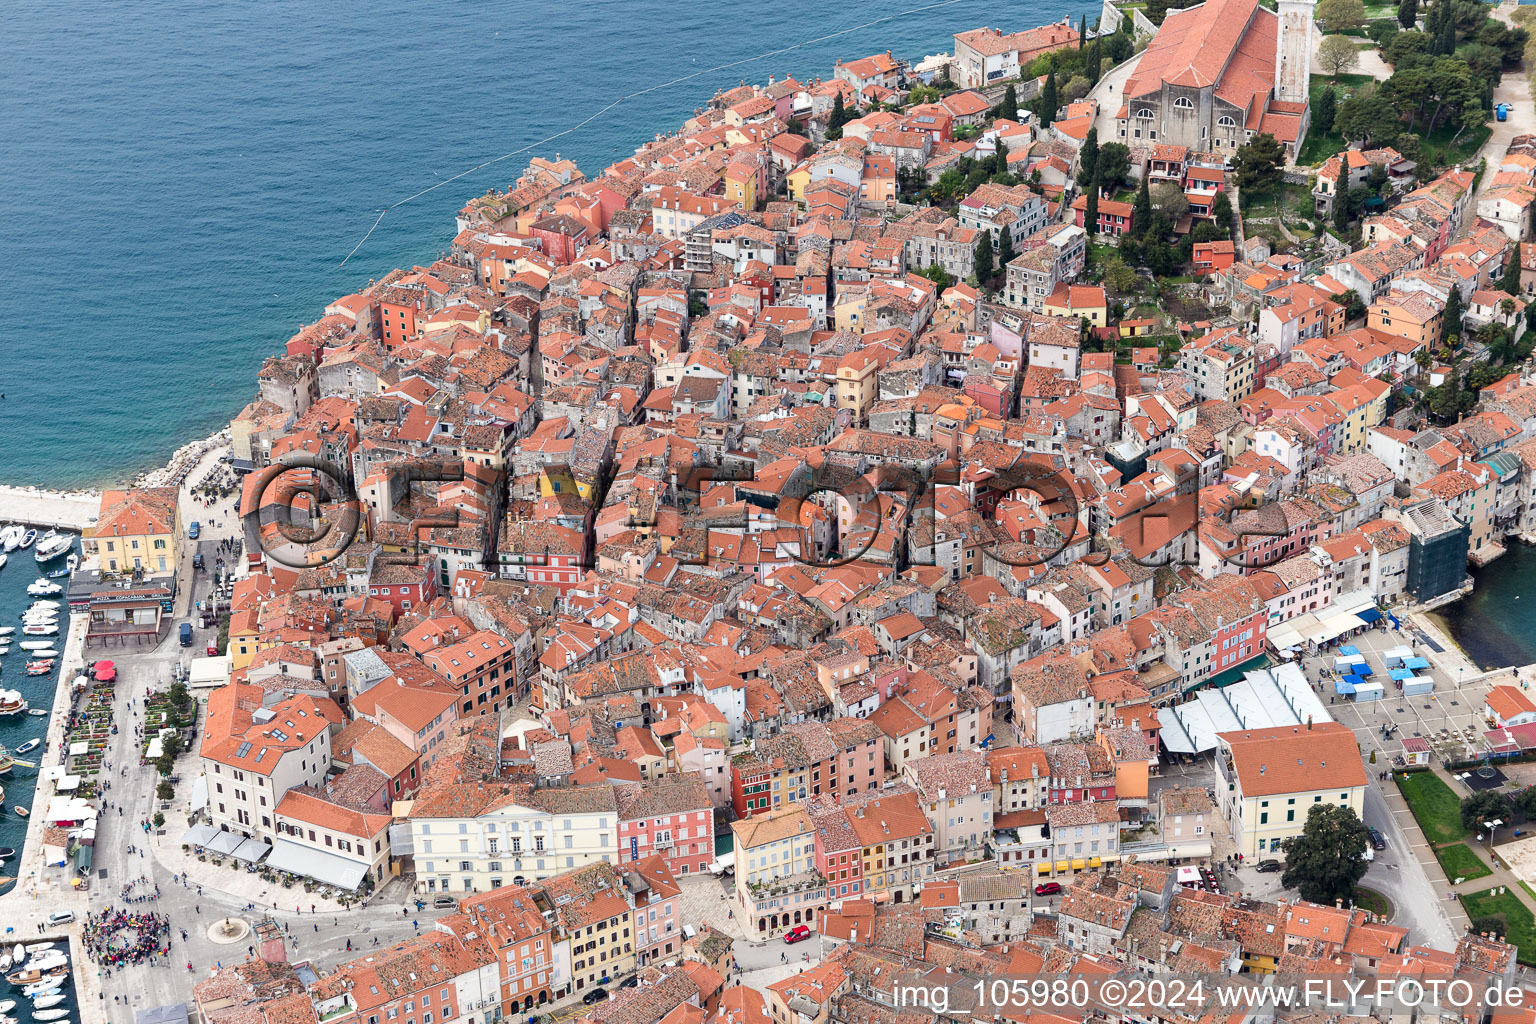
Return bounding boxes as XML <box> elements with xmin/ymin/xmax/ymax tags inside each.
<box><xmin>1397</xmin><ymin>771</ymin><xmax>1470</xmax><ymax>845</ymax></box>
<box><xmin>1353</xmin><ymin>886</ymin><xmax>1394</xmax><ymax>919</ymax></box>
<box><xmin>1420</xmin><ymin>121</ymin><xmax>1491</xmax><ymax>170</ymax></box>
<box><xmin>1460</xmin><ymin>887</ymin><xmax>1536</xmax><ymax>964</ymax></box>
<box><xmin>1433</xmin><ymin>841</ymin><xmax>1493</xmax><ymax>882</ymax></box>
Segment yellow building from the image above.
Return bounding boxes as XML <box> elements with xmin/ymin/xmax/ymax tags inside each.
<box><xmin>1216</xmin><ymin>722</ymin><xmax>1368</xmax><ymax>859</ymax></box>
<box><xmin>846</xmin><ymin>790</ymin><xmax>935</xmax><ymax>899</ymax></box>
<box><xmin>724</xmin><ymin>163</ymin><xmax>759</xmax><ymax>212</ymax></box>
<box><xmin>227</xmin><ymin>606</ymin><xmax>262</xmax><ymax>671</ymax></box>
<box><xmin>786</xmin><ymin>162</ymin><xmax>813</xmax><ymax>202</ymax></box>
<box><xmin>1041</xmin><ymin>283</ymin><xmax>1109</xmax><ymax>328</ymax></box>
<box><xmin>835</xmin><ymin>350</ymin><xmax>880</xmax><ymax>424</ymax></box>
<box><xmin>542</xmin><ymin>862</ymin><xmax>636</xmax><ymax>999</ymax></box>
<box><xmin>86</xmin><ymin>486</ymin><xmax>181</xmax><ymax>577</ymax></box>
<box><xmin>832</xmin><ymin>290</ymin><xmax>869</xmax><ymax>332</ymax></box>
<box><xmin>1368</xmin><ymin>289</ymin><xmax>1443</xmax><ymax>348</ymax></box>
<box><xmin>1328</xmin><ymin>378</ymin><xmax>1390</xmax><ymax>453</ymax></box>
<box><xmin>732</xmin><ymin>806</ymin><xmax>823</xmax><ymax>934</ymax></box>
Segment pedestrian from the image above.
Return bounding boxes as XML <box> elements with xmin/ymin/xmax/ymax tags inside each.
<box><xmin>196</xmin><ymin>905</ymin><xmax>200</xmax><ymax>915</ymax></box>
<box><xmin>314</xmin><ymin>923</ymin><xmax>318</xmax><ymax>933</ymax></box>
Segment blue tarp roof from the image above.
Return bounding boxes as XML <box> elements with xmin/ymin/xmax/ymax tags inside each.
<box><xmin>1358</xmin><ymin>608</ymin><xmax>1383</xmax><ymax>623</ymax></box>
<box><xmin>1389</xmin><ymin>668</ymin><xmax>1415</xmax><ymax>681</ymax></box>
<box><xmin>1404</xmin><ymin>656</ymin><xmax>1430</xmax><ymax>670</ymax></box>
<box><xmin>1353</xmin><ymin>663</ymin><xmax>1374</xmax><ymax>676</ymax></box>
<box><xmin>1388</xmin><ymin>612</ymin><xmax>1402</xmax><ymax>629</ymax></box>
<box><xmin>1336</xmin><ymin>679</ymin><xmax>1357</xmax><ymax>694</ymax></box>
<box><xmin>1339</xmin><ymin>645</ymin><xmax>1361</xmax><ymax>656</ymax></box>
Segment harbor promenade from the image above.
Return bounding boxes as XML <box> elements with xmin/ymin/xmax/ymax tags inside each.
<box><xmin>0</xmin><ymin>487</ymin><xmax>100</xmax><ymax>533</ymax></box>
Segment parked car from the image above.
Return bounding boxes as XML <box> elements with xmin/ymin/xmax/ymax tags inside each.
<box><xmin>582</xmin><ymin>988</ymin><xmax>609</xmax><ymax>1005</ymax></box>
<box><xmin>433</xmin><ymin>896</ymin><xmax>456</xmax><ymax>908</ymax></box>
<box><xmin>1034</xmin><ymin>881</ymin><xmax>1062</xmax><ymax>896</ymax></box>
<box><xmin>618</xmin><ymin>976</ymin><xmax>639</xmax><ymax>989</ymax></box>
<box><xmin>1256</xmin><ymin>859</ymin><xmax>1282</xmax><ymax>873</ymax></box>
<box><xmin>1370</xmin><ymin>828</ymin><xmax>1387</xmax><ymax>850</ymax></box>
<box><xmin>189</xmin><ymin>521</ymin><xmax>200</xmax><ymax>539</ymax></box>
<box><xmin>783</xmin><ymin>925</ymin><xmax>812</xmax><ymax>944</ymax></box>
<box><xmin>45</xmin><ymin>910</ymin><xmax>75</xmax><ymax>926</ymax></box>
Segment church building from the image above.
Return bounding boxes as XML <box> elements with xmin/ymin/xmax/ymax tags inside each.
<box><xmin>1114</xmin><ymin>0</ymin><xmax>1314</xmax><ymax>160</ymax></box>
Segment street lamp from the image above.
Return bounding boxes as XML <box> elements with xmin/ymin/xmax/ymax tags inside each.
<box><xmin>1482</xmin><ymin>818</ymin><xmax>1504</xmax><ymax>857</ymax></box>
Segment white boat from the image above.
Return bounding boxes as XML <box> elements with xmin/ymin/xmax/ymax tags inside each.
<box><xmin>10</xmin><ymin>943</ymin><xmax>19</xmax><ymax>961</ymax></box>
<box><xmin>33</xmin><ymin>1010</ymin><xmax>69</xmax><ymax>1023</ymax></box>
<box><xmin>16</xmin><ymin>532</ymin><xmax>36</xmax><ymax>551</ymax></box>
<box><xmin>25</xmin><ymin>710</ymin><xmax>46</xmax><ymax>718</ymax></box>
<box><xmin>24</xmin><ymin>581</ymin><xmax>60</xmax><ymax>597</ymax></box>
<box><xmin>32</xmin><ymin>995</ymin><xmax>65</xmax><ymax>1010</ymax></box>
<box><xmin>27</xmin><ymin>601</ymin><xmax>59</xmax><ymax>608</ymax></box>
<box><xmin>23</xmin><ymin>944</ymin><xmax>55</xmax><ymax>955</ymax></box>
<box><xmin>21</xmin><ymin>626</ymin><xmax>56</xmax><ymax>637</ymax></box>
<box><xmin>21</xmin><ymin>953</ymin><xmax>66</xmax><ymax>971</ymax></box>
<box><xmin>0</xmin><ymin>693</ymin><xmax>27</xmax><ymax>715</ymax></box>
<box><xmin>0</xmin><ymin>629</ymin><xmax>11</xmax><ymax>637</ymax></box>
<box><xmin>17</xmin><ymin>642</ymin><xmax>53</xmax><ymax>652</ymax></box>
<box><xmin>14</xmin><ymin>741</ymin><xmax>39</xmax><ymax>756</ymax></box>
<box><xmin>0</xmin><ymin>554</ymin><xmax>6</xmax><ymax>571</ymax></box>
<box><xmin>0</xmin><ymin>994</ymin><xmax>13</xmax><ymax>1008</ymax></box>
<box><xmin>32</xmin><ymin>534</ymin><xmax>70</xmax><ymax>562</ymax></box>
<box><xmin>0</xmin><ymin>528</ymin><xmax>20</xmax><ymax>553</ymax></box>
<box><xmin>23</xmin><ymin>649</ymin><xmax>57</xmax><ymax>660</ymax></box>
<box><xmin>20</xmin><ymin>982</ymin><xmax>57</xmax><ymax>997</ymax></box>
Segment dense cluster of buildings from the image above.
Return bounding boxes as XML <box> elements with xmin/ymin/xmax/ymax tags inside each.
<box><xmin>163</xmin><ymin>2</ymin><xmax>1536</xmax><ymax>1021</ymax></box>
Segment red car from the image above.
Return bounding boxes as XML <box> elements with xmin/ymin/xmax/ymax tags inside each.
<box><xmin>1034</xmin><ymin>882</ymin><xmax>1062</xmax><ymax>896</ymax></box>
<box><xmin>783</xmin><ymin>925</ymin><xmax>811</xmax><ymax>944</ymax></box>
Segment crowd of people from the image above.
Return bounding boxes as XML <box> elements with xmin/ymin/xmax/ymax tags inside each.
<box><xmin>83</xmin><ymin>906</ymin><xmax>171</xmax><ymax>968</ymax></box>
<box><xmin>120</xmin><ymin>877</ymin><xmax>160</xmax><ymax>904</ymax></box>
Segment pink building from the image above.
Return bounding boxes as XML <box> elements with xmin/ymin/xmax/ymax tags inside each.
<box><xmin>616</xmin><ymin>773</ymin><xmax>715</xmax><ymax>876</ymax></box>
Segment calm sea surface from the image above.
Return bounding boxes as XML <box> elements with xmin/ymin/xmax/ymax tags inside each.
<box><xmin>1434</xmin><ymin>542</ymin><xmax>1536</xmax><ymax>670</ymax></box>
<box><xmin>0</xmin><ymin>0</ymin><xmax>1085</xmax><ymax>488</ymax></box>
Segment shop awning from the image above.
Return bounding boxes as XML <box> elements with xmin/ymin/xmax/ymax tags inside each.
<box><xmin>189</xmin><ymin>776</ymin><xmax>208</xmax><ymax>813</ymax></box>
<box><xmin>1358</xmin><ymin>608</ymin><xmax>1383</xmax><ymax>624</ymax></box>
<box><xmin>1335</xmin><ymin>679</ymin><xmax>1357</xmax><ymax>695</ymax></box>
<box><xmin>263</xmin><ymin>839</ymin><xmax>369</xmax><ymax>890</ymax></box>
<box><xmin>1037</xmin><ymin>863</ymin><xmax>1051</xmax><ymax>874</ymax></box>
<box><xmin>1390</xmin><ymin>668</ymin><xmax>1415</xmax><ymax>681</ymax></box>
<box><xmin>231</xmin><ymin>838</ymin><xmax>271</xmax><ymax>864</ymax></box>
<box><xmin>1404</xmin><ymin>656</ymin><xmax>1431</xmax><ymax>670</ymax></box>
<box><xmin>182</xmin><ymin>824</ymin><xmax>217</xmax><ymax>848</ymax></box>
<box><xmin>206</xmin><ymin>830</ymin><xmax>243</xmax><ymax>856</ymax></box>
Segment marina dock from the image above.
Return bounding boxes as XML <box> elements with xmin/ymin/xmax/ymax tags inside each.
<box><xmin>0</xmin><ymin>488</ymin><xmax>99</xmax><ymax>533</ymax></box>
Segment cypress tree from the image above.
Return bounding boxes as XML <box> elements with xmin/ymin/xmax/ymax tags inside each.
<box><xmin>1132</xmin><ymin>175</ymin><xmax>1152</xmax><ymax>237</ymax></box>
<box><xmin>1442</xmin><ymin>285</ymin><xmax>1464</xmax><ymax>344</ymax></box>
<box><xmin>975</xmin><ymin>230</ymin><xmax>995</xmax><ymax>282</ymax></box>
<box><xmin>1080</xmin><ymin>14</ymin><xmax>1088</xmax><ymax>50</ymax></box>
<box><xmin>1086</xmin><ymin>168</ymin><xmax>1102</xmax><ymax>235</ymax></box>
<box><xmin>1039</xmin><ymin>72</ymin><xmax>1059</xmax><ymax>127</ymax></box>
<box><xmin>1001</xmin><ymin>84</ymin><xmax>1019</xmax><ymax>122</ymax></box>
<box><xmin>1500</xmin><ymin>251</ymin><xmax>1524</xmax><ymax>296</ymax></box>
<box><xmin>1397</xmin><ymin>0</ymin><xmax>1417</xmax><ymax>29</ymax></box>
<box><xmin>1077</xmin><ymin>127</ymin><xmax>1100</xmax><ymax>187</ymax></box>
<box><xmin>829</xmin><ymin>92</ymin><xmax>847</xmax><ymax>130</ymax></box>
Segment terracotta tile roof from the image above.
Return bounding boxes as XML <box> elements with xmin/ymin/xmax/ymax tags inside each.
<box><xmin>1218</xmin><ymin>721</ymin><xmax>1368</xmax><ymax>797</ymax></box>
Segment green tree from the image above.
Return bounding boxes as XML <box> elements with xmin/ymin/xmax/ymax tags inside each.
<box><xmin>1434</xmin><ymin>14</ymin><xmax>1456</xmax><ymax>55</ymax></box>
<box><xmin>1280</xmin><ymin>803</ymin><xmax>1372</xmax><ymax>906</ymax></box>
<box><xmin>1500</xmin><ymin>252</ymin><xmax>1524</xmax><ymax>296</ymax></box>
<box><xmin>1317</xmin><ymin>0</ymin><xmax>1366</xmax><ymax>31</ymax></box>
<box><xmin>1212</xmin><ymin>191</ymin><xmax>1235</xmax><ymax>236</ymax></box>
<box><xmin>1152</xmin><ymin>181</ymin><xmax>1189</xmax><ymax>223</ymax></box>
<box><xmin>1334</xmin><ymin>191</ymin><xmax>1354</xmax><ymax>232</ymax></box>
<box><xmin>1398</xmin><ymin>0</ymin><xmax>1418</xmax><ymax>29</ymax></box>
<box><xmin>1102</xmin><ymin>255</ymin><xmax>1140</xmax><ymax>292</ymax></box>
<box><xmin>1086</xmin><ymin>169</ymin><xmax>1101</xmax><ymax>235</ymax></box>
<box><xmin>827</xmin><ymin>92</ymin><xmax>848</xmax><ymax>139</ymax></box>
<box><xmin>157</xmin><ymin>780</ymin><xmax>174</xmax><ymax>801</ymax></box>
<box><xmin>1460</xmin><ymin>789</ymin><xmax>1512</xmax><ymax>832</ymax></box>
<box><xmin>1077</xmin><ymin>127</ymin><xmax>1100</xmax><ymax>187</ymax></box>
<box><xmin>1038</xmin><ymin>72</ymin><xmax>1059</xmax><ymax>126</ymax></box>
<box><xmin>1336</xmin><ymin>89</ymin><xmax>1400</xmax><ymax>146</ymax></box>
<box><xmin>1386</xmin><ymin>29</ymin><xmax>1433</xmax><ymax>67</ymax></box>
<box><xmin>1319</xmin><ymin>33</ymin><xmax>1362</xmax><ymax>75</ymax></box>
<box><xmin>1096</xmin><ymin>142</ymin><xmax>1132</xmax><ymax>190</ymax></box>
<box><xmin>998</xmin><ymin>224</ymin><xmax>1017</xmax><ymax>269</ymax></box>
<box><xmin>1233</xmin><ymin>133</ymin><xmax>1285</xmax><ymax>193</ymax></box>
<box><xmin>1314</xmin><ymin>86</ymin><xmax>1338</xmax><ymax>137</ymax></box>
<box><xmin>1442</xmin><ymin>284</ymin><xmax>1463</xmax><ymax>343</ymax></box>
<box><xmin>1132</xmin><ymin>175</ymin><xmax>1153</xmax><ymax>237</ymax></box>
<box><xmin>1516</xmin><ymin>786</ymin><xmax>1536</xmax><ymax>819</ymax></box>
<box><xmin>975</xmin><ymin>230</ymin><xmax>995</xmax><ymax>282</ymax></box>
<box><xmin>1369</xmin><ymin>20</ymin><xmax>1401</xmax><ymax>48</ymax></box>
<box><xmin>916</xmin><ymin>264</ymin><xmax>955</xmax><ymax>290</ymax></box>
<box><xmin>786</xmin><ymin>114</ymin><xmax>807</xmax><ymax>137</ymax></box>
<box><xmin>1001</xmin><ymin>84</ymin><xmax>1019</xmax><ymax>122</ymax></box>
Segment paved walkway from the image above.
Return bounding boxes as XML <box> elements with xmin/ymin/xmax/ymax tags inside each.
<box><xmin>1462</xmin><ymin>0</ymin><xmax>1532</xmax><ymax>228</ymax></box>
<box><xmin>0</xmin><ymin>486</ymin><xmax>100</xmax><ymax>532</ymax></box>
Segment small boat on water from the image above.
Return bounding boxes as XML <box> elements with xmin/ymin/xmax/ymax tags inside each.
<box><xmin>0</xmin><ymin>555</ymin><xmax>6</xmax><ymax>571</ymax></box>
<box><xmin>19</xmin><ymin>982</ymin><xmax>55</xmax><ymax>998</ymax></box>
<box><xmin>0</xmin><ymin>998</ymin><xmax>16</xmax><ymax>1011</ymax></box>
<box><xmin>9</xmin><ymin>944</ymin><xmax>19</xmax><ymax>961</ymax></box>
<box><xmin>15</xmin><ymin>807</ymin><xmax>29</xmax><ymax>819</ymax></box>
<box><xmin>43</xmin><ymin>565</ymin><xmax>69</xmax><ymax>579</ymax></box>
<box><xmin>32</xmin><ymin>995</ymin><xmax>65</xmax><ymax>1010</ymax></box>
<box><xmin>21</xmin><ymin>626</ymin><xmax>57</xmax><ymax>637</ymax></box>
<box><xmin>6</xmin><ymin>963</ymin><xmax>60</xmax><ymax>985</ymax></box>
<box><xmin>0</xmin><ymin>629</ymin><xmax>11</xmax><ymax>637</ymax></box>
<box><xmin>65</xmin><ymin>553</ymin><xmax>77</xmax><ymax>574</ymax></box>
<box><xmin>0</xmin><ymin>528</ymin><xmax>20</xmax><ymax>553</ymax></box>
<box><xmin>24</xmin><ymin>661</ymin><xmax>52</xmax><ymax>677</ymax></box>
<box><xmin>32</xmin><ymin>533</ymin><xmax>70</xmax><ymax>562</ymax></box>
<box><xmin>33</xmin><ymin>1010</ymin><xmax>70</xmax><ymax>1023</ymax></box>
<box><xmin>0</xmin><ymin>693</ymin><xmax>26</xmax><ymax>715</ymax></box>
<box><xmin>27</xmin><ymin>600</ymin><xmax>59</xmax><ymax>608</ymax></box>
<box><xmin>24</xmin><ymin>650</ymin><xmax>58</xmax><ymax>661</ymax></box>
<box><xmin>23</xmin><ymin>582</ymin><xmax>59</xmax><ymax>597</ymax></box>
<box><xmin>14</xmin><ymin>741</ymin><xmax>39</xmax><ymax>756</ymax></box>
<box><xmin>26</xmin><ymin>710</ymin><xmax>46</xmax><ymax>717</ymax></box>
<box><xmin>17</xmin><ymin>642</ymin><xmax>53</xmax><ymax>652</ymax></box>
<box><xmin>16</xmin><ymin>532</ymin><xmax>36</xmax><ymax>551</ymax></box>
<box><xmin>23</xmin><ymin>944</ymin><xmax>55</xmax><ymax>956</ymax></box>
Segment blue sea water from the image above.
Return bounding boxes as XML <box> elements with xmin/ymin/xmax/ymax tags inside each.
<box><xmin>0</xmin><ymin>0</ymin><xmax>1082</xmax><ymax>489</ymax></box>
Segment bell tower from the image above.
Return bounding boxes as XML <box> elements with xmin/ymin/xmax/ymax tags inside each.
<box><xmin>1274</xmin><ymin>0</ymin><xmax>1315</xmax><ymax>105</ymax></box>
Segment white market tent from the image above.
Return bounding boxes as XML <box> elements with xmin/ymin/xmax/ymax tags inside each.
<box><xmin>1159</xmin><ymin>662</ymin><xmax>1332</xmax><ymax>754</ymax></box>
<box><xmin>1264</xmin><ymin>589</ymin><xmax>1380</xmax><ymax>651</ymax></box>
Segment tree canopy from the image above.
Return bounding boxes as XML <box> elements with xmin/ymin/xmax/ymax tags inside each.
<box><xmin>1460</xmin><ymin>789</ymin><xmax>1512</xmax><ymax>833</ymax></box>
<box><xmin>1232</xmin><ymin>133</ymin><xmax>1285</xmax><ymax>192</ymax></box>
<box><xmin>1280</xmin><ymin>803</ymin><xmax>1371</xmax><ymax>906</ymax></box>
<box><xmin>1317</xmin><ymin>0</ymin><xmax>1367</xmax><ymax>32</ymax></box>
<box><xmin>1096</xmin><ymin>142</ymin><xmax>1133</xmax><ymax>191</ymax></box>
<box><xmin>1318</xmin><ymin>33</ymin><xmax>1362</xmax><ymax>75</ymax></box>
